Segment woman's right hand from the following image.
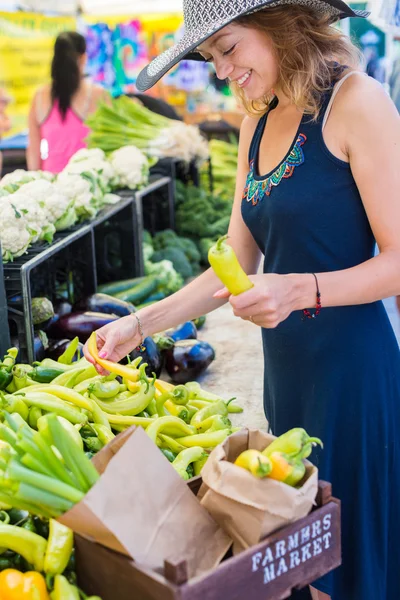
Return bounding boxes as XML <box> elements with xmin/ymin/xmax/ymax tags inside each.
<box><xmin>83</xmin><ymin>315</ymin><xmax>142</xmax><ymax>374</ymax></box>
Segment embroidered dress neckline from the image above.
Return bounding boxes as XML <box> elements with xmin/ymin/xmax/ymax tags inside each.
<box><xmin>253</xmin><ymin>100</ymin><xmax>305</xmax><ymax>182</ymax></box>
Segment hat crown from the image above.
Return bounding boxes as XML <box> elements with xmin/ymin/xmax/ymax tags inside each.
<box><xmin>183</xmin><ymin>0</ymin><xmax>266</xmax><ymax>34</ymax></box>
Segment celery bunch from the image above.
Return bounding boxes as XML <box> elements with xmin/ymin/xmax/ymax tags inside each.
<box><xmin>0</xmin><ymin>412</ymin><xmax>99</xmax><ymax>518</ymax></box>
<box><xmin>207</xmin><ymin>138</ymin><xmax>238</xmax><ymax>201</ymax></box>
<box><xmin>86</xmin><ymin>96</ymin><xmax>209</xmax><ymax>165</ymax></box>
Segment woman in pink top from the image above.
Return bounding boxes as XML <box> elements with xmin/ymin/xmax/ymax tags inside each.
<box><xmin>27</xmin><ymin>31</ymin><xmax>109</xmax><ymax>174</ymax></box>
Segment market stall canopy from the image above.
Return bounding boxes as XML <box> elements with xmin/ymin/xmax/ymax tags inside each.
<box><xmin>80</xmin><ymin>0</ymin><xmax>183</xmax><ymax>14</ymax></box>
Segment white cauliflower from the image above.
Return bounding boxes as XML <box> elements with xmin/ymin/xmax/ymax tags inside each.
<box><xmin>0</xmin><ymin>169</ymin><xmax>54</xmax><ymax>193</ymax></box>
<box><xmin>149</xmin><ymin>123</ymin><xmax>209</xmax><ymax>165</ymax></box>
<box><xmin>69</xmin><ymin>148</ymin><xmax>106</xmax><ymax>163</ymax></box>
<box><xmin>0</xmin><ymin>199</ymin><xmax>32</xmax><ymax>261</ymax></box>
<box><xmin>10</xmin><ymin>191</ymin><xmax>55</xmax><ymax>243</ymax></box>
<box><xmin>109</xmin><ymin>145</ymin><xmax>149</xmax><ymax>190</ymax></box>
<box><xmin>65</xmin><ymin>148</ymin><xmax>115</xmax><ymax>194</ymax></box>
<box><xmin>20</xmin><ymin>180</ymin><xmax>77</xmax><ymax>230</ymax></box>
<box><xmin>56</xmin><ymin>172</ymin><xmax>98</xmax><ymax>221</ymax></box>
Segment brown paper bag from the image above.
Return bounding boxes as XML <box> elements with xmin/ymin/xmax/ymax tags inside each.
<box><xmin>199</xmin><ymin>428</ymin><xmax>318</xmax><ymax>554</ymax></box>
<box><xmin>59</xmin><ymin>426</ymin><xmax>231</xmax><ymax>577</ymax></box>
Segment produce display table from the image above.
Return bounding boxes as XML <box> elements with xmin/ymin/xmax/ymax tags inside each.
<box><xmin>75</xmin><ymin>481</ymin><xmax>340</xmax><ymax>600</ymax></box>
<box><xmin>0</xmin><ymin>253</ymin><xmax>10</xmax><ymax>357</ymax></box>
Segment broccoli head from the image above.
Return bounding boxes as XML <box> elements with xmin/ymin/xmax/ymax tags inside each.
<box><xmin>152</xmin><ymin>247</ymin><xmax>193</xmax><ymax>280</ymax></box>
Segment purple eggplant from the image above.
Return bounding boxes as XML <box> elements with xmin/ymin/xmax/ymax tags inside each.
<box><xmin>46</xmin><ymin>311</ymin><xmax>119</xmax><ymax>343</ymax></box>
<box><xmin>74</xmin><ymin>293</ymin><xmax>136</xmax><ymax>318</ymax></box>
<box><xmin>128</xmin><ymin>336</ymin><xmax>163</xmax><ymax>378</ymax></box>
<box><xmin>46</xmin><ymin>339</ymin><xmax>84</xmax><ymax>362</ymax></box>
<box><xmin>164</xmin><ymin>321</ymin><xmax>197</xmax><ymax>342</ymax></box>
<box><xmin>54</xmin><ymin>300</ymin><xmax>73</xmax><ymax>317</ymax></box>
<box><xmin>165</xmin><ymin>339</ymin><xmax>215</xmax><ymax>384</ymax></box>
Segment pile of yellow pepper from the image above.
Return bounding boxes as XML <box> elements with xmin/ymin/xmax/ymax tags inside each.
<box><xmin>234</xmin><ymin>428</ymin><xmax>323</xmax><ymax>487</ymax></box>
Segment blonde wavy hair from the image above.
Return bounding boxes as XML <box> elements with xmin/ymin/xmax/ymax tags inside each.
<box><xmin>231</xmin><ymin>5</ymin><xmax>362</xmax><ymax>119</ymax></box>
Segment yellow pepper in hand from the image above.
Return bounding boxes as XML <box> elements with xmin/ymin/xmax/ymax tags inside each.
<box><xmin>234</xmin><ymin>450</ymin><xmax>272</xmax><ymax>478</ymax></box>
<box><xmin>0</xmin><ymin>569</ymin><xmax>50</xmax><ymax>600</ymax></box>
<box><xmin>208</xmin><ymin>235</ymin><xmax>254</xmax><ymax>296</ymax></box>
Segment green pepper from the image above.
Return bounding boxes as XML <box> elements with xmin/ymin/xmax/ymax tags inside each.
<box><xmin>84</xmin><ymin>437</ymin><xmax>103</xmax><ymax>453</ymax></box>
<box><xmin>0</xmin><ymin>371</ymin><xmax>12</xmax><ymax>391</ymax></box>
<box><xmin>44</xmin><ymin>519</ymin><xmax>73</xmax><ymax>575</ymax></box>
<box><xmin>10</xmin><ymin>365</ymin><xmax>35</xmax><ymax>391</ymax></box>
<box><xmin>21</xmin><ymin>517</ymin><xmax>36</xmax><ymax>534</ymax></box>
<box><xmin>160</xmin><ymin>448</ymin><xmax>177</xmax><ymax>463</ymax></box>
<box><xmin>262</xmin><ymin>428</ymin><xmax>323</xmax><ymax>459</ymax></box>
<box><xmin>172</xmin><ymin>447</ymin><xmax>207</xmax><ymax>480</ymax></box>
<box><xmin>0</xmin><ymin>349</ymin><xmax>19</xmax><ymax>391</ymax></box>
<box><xmin>146</xmin><ymin>398</ymin><xmax>158</xmax><ymax>416</ymax></box>
<box><xmin>0</xmin><ymin>395</ymin><xmax>29</xmax><ymax>421</ymax></box>
<box><xmin>7</xmin><ymin>509</ymin><xmax>29</xmax><ymax>526</ymax></box>
<box><xmin>146</xmin><ymin>416</ymin><xmax>195</xmax><ymax>444</ymax></box>
<box><xmin>52</xmin><ymin>574</ymin><xmax>80</xmax><ymax>600</ymax></box>
<box><xmin>158</xmin><ymin>434</ymin><xmax>187</xmax><ymax>454</ymax></box>
<box><xmin>196</xmin><ymin>415</ymin><xmax>232</xmax><ymax>433</ymax></box>
<box><xmin>0</xmin><ymin>524</ymin><xmax>47</xmax><ymax>571</ymax></box>
<box><xmin>91</xmin><ymin>424</ymin><xmax>115</xmax><ymax>445</ymax></box>
<box><xmin>27</xmin><ymin>407</ymin><xmax>43</xmax><ymax>430</ymax></box>
<box><xmin>57</xmin><ymin>337</ymin><xmax>79</xmax><ymax>365</ymax></box>
<box><xmin>186</xmin><ymin>464</ymin><xmax>195</xmax><ymax>479</ymax></box>
<box><xmin>190</xmin><ymin>400</ymin><xmax>231</xmax><ymax>428</ymax></box>
<box><xmin>193</xmin><ymin>455</ymin><xmax>208</xmax><ymax>476</ymax></box>
<box><xmin>176</xmin><ymin>429</ymin><xmax>232</xmax><ymax>448</ymax></box>
<box><xmin>32</xmin><ymin>516</ymin><xmax>49</xmax><ymax>539</ymax></box>
<box><xmin>88</xmin><ymin>379</ymin><xmax>121</xmax><ymax>399</ymax></box>
<box><xmin>29</xmin><ymin>367</ymin><xmax>65</xmax><ymax>384</ymax></box>
<box><xmin>0</xmin><ymin>555</ymin><xmax>17</xmax><ymax>570</ymax></box>
<box><xmin>92</xmin><ymin>368</ymin><xmax>155</xmax><ymax>416</ymax></box>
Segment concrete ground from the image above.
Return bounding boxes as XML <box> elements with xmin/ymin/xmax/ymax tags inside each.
<box><xmin>198</xmin><ymin>298</ymin><xmax>400</xmax><ymax>432</ymax></box>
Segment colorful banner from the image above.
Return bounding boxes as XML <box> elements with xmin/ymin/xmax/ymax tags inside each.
<box><xmin>83</xmin><ymin>14</ymin><xmax>210</xmax><ymax>98</ymax></box>
<box><xmin>0</xmin><ymin>11</ymin><xmax>76</xmax><ymax>139</ymax></box>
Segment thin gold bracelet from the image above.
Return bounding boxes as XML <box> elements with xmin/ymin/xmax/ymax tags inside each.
<box><xmin>133</xmin><ymin>313</ymin><xmax>146</xmax><ymax>352</ymax></box>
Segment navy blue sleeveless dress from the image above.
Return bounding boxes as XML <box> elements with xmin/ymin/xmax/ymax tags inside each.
<box><xmin>241</xmin><ymin>87</ymin><xmax>400</xmax><ymax>599</ymax></box>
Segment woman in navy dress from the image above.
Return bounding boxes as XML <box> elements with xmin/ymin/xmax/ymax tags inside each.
<box><xmin>85</xmin><ymin>1</ymin><xmax>400</xmax><ymax>598</ymax></box>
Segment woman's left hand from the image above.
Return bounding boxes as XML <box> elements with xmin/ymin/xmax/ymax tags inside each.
<box><xmin>213</xmin><ymin>274</ymin><xmax>297</xmax><ymax>328</ymax></box>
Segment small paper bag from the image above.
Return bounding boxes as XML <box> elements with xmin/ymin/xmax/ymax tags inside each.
<box><xmin>199</xmin><ymin>428</ymin><xmax>318</xmax><ymax>554</ymax></box>
<box><xmin>59</xmin><ymin>426</ymin><xmax>231</xmax><ymax>576</ymax></box>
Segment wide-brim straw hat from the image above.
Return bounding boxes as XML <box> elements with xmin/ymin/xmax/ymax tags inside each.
<box><xmin>136</xmin><ymin>0</ymin><xmax>369</xmax><ymax>91</ymax></box>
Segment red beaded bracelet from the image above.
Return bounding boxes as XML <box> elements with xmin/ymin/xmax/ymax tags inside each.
<box><xmin>302</xmin><ymin>273</ymin><xmax>322</xmax><ymax>320</ymax></box>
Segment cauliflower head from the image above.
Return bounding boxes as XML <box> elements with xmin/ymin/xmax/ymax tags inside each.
<box><xmin>109</xmin><ymin>145</ymin><xmax>149</xmax><ymax>190</ymax></box>
<box><xmin>0</xmin><ymin>200</ymin><xmax>32</xmax><ymax>261</ymax></box>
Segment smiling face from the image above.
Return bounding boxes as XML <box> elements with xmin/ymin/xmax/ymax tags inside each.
<box><xmin>197</xmin><ymin>23</ymin><xmax>279</xmax><ymax>101</ymax></box>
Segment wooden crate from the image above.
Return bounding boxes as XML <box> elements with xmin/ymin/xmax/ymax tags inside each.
<box><xmin>75</xmin><ymin>481</ymin><xmax>340</xmax><ymax>600</ymax></box>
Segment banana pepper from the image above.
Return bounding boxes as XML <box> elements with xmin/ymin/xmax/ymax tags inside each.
<box><xmin>234</xmin><ymin>450</ymin><xmax>272</xmax><ymax>478</ymax></box>
<box><xmin>0</xmin><ymin>349</ymin><xmax>19</xmax><ymax>391</ymax></box>
<box><xmin>172</xmin><ymin>447</ymin><xmax>207</xmax><ymax>480</ymax></box>
<box><xmin>262</xmin><ymin>428</ymin><xmax>323</xmax><ymax>458</ymax></box>
<box><xmin>146</xmin><ymin>416</ymin><xmax>195</xmax><ymax>444</ymax></box>
<box><xmin>87</xmin><ymin>332</ymin><xmax>140</xmax><ymax>382</ymax></box>
<box><xmin>0</xmin><ymin>524</ymin><xmax>47</xmax><ymax>571</ymax></box>
<box><xmin>51</xmin><ymin>575</ymin><xmax>80</xmax><ymax>600</ymax></box>
<box><xmin>191</xmin><ymin>401</ymin><xmax>232</xmax><ymax>427</ymax></box>
<box><xmin>208</xmin><ymin>235</ymin><xmax>254</xmax><ymax>296</ymax></box>
<box><xmin>44</xmin><ymin>519</ymin><xmax>73</xmax><ymax>575</ymax></box>
<box><xmin>0</xmin><ymin>569</ymin><xmax>50</xmax><ymax>600</ymax></box>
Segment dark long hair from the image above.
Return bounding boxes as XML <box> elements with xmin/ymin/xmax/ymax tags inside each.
<box><xmin>51</xmin><ymin>31</ymin><xmax>86</xmax><ymax>120</ymax></box>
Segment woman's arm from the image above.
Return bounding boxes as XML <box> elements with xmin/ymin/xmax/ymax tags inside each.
<box><xmin>227</xmin><ymin>76</ymin><xmax>400</xmax><ymax>328</ymax></box>
<box><xmin>83</xmin><ymin>116</ymin><xmax>262</xmax><ymax>364</ymax></box>
<box><xmin>26</xmin><ymin>92</ymin><xmax>42</xmax><ymax>171</ymax></box>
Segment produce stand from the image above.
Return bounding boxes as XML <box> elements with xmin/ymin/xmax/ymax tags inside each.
<box><xmin>75</xmin><ymin>481</ymin><xmax>340</xmax><ymax>600</ymax></box>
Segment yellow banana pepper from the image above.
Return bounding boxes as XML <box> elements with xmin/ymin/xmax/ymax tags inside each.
<box><xmin>234</xmin><ymin>450</ymin><xmax>272</xmax><ymax>478</ymax></box>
